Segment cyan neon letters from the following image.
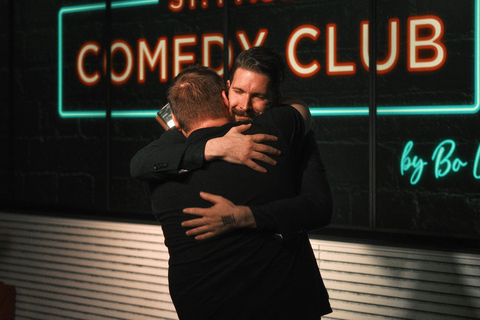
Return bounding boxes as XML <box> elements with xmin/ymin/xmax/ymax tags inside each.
<box><xmin>431</xmin><ymin>140</ymin><xmax>468</xmax><ymax>179</ymax></box>
<box><xmin>401</xmin><ymin>141</ymin><xmax>428</xmax><ymax>185</ymax></box>
<box><xmin>401</xmin><ymin>140</ymin><xmax>477</xmax><ymax>185</ymax></box>
<box><xmin>474</xmin><ymin>144</ymin><xmax>480</xmax><ymax>179</ymax></box>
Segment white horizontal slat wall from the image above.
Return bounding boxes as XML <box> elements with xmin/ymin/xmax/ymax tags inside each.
<box><xmin>314</xmin><ymin>240</ymin><xmax>480</xmax><ymax>320</ymax></box>
<box><xmin>1</xmin><ymin>211</ymin><xmax>479</xmax><ymax>320</ymax></box>
<box><xmin>0</xmin><ymin>212</ymin><xmax>178</xmax><ymax>320</ymax></box>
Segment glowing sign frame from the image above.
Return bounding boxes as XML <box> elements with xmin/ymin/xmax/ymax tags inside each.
<box><xmin>58</xmin><ymin>0</ymin><xmax>479</xmax><ymax>118</ymax></box>
<box><xmin>57</xmin><ymin>0</ymin><xmax>160</xmax><ymax>118</ymax></box>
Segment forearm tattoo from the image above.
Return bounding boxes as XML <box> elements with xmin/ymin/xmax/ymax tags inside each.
<box><xmin>221</xmin><ymin>214</ymin><xmax>236</xmax><ymax>226</ymax></box>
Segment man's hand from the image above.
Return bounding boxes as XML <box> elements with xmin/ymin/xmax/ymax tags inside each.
<box><xmin>205</xmin><ymin>123</ymin><xmax>281</xmax><ymax>173</ymax></box>
<box><xmin>182</xmin><ymin>192</ymin><xmax>256</xmax><ymax>240</ymax></box>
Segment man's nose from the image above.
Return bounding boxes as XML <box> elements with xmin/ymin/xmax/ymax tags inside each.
<box><xmin>239</xmin><ymin>96</ymin><xmax>252</xmax><ymax>111</ymax></box>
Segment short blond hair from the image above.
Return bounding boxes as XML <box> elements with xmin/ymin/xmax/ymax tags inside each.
<box><xmin>168</xmin><ymin>65</ymin><xmax>227</xmax><ymax>133</ymax></box>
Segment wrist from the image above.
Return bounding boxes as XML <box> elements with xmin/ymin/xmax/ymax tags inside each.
<box><xmin>234</xmin><ymin>206</ymin><xmax>256</xmax><ymax>229</ymax></box>
<box><xmin>205</xmin><ymin>138</ymin><xmax>222</xmax><ymax>161</ymax></box>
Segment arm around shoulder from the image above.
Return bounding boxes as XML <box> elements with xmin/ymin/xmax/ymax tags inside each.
<box><xmin>250</xmin><ymin>131</ymin><xmax>332</xmax><ymax>240</ymax></box>
<box><xmin>278</xmin><ymin>96</ymin><xmax>311</xmax><ymax>134</ymax></box>
<box><xmin>130</xmin><ymin>128</ymin><xmax>205</xmax><ymax>181</ymax></box>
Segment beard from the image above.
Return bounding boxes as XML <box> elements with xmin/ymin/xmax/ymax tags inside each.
<box><xmin>231</xmin><ymin>107</ymin><xmax>262</xmax><ymax>121</ymax></box>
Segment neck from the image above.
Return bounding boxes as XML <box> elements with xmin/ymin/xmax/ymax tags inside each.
<box><xmin>183</xmin><ymin>118</ymin><xmax>230</xmax><ymax>137</ymax></box>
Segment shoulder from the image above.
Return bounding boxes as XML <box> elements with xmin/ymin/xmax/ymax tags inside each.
<box><xmin>160</xmin><ymin>128</ymin><xmax>187</xmax><ymax>142</ymax></box>
<box><xmin>255</xmin><ymin>104</ymin><xmax>305</xmax><ymax>135</ymax></box>
<box><xmin>265</xmin><ymin>104</ymin><xmax>302</xmax><ymax>118</ymax></box>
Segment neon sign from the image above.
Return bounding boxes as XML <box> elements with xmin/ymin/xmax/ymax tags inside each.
<box><xmin>57</xmin><ymin>0</ymin><xmax>480</xmax><ymax>118</ymax></box>
<box><xmin>401</xmin><ymin>140</ymin><xmax>480</xmax><ymax>185</ymax></box>
<box><xmin>57</xmin><ymin>0</ymin><xmax>160</xmax><ymax>118</ymax></box>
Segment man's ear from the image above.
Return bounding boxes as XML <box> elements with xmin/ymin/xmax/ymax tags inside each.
<box><xmin>226</xmin><ymin>80</ymin><xmax>231</xmax><ymax>98</ymax></box>
<box><xmin>222</xmin><ymin>90</ymin><xmax>229</xmax><ymax>108</ymax></box>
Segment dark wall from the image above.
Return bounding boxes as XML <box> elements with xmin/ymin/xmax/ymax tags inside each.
<box><xmin>1</xmin><ymin>0</ymin><xmax>479</xmax><ymax>241</ymax></box>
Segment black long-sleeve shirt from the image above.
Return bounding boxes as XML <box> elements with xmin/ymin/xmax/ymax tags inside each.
<box><xmin>130</xmin><ymin>105</ymin><xmax>333</xmax><ymax>241</ymax></box>
<box><xmin>131</xmin><ymin>106</ymin><xmax>332</xmax><ymax>319</ymax></box>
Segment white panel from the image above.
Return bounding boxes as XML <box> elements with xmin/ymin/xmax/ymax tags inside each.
<box><xmin>1</xmin><ymin>212</ymin><xmax>479</xmax><ymax>320</ymax></box>
<box><xmin>315</xmin><ymin>239</ymin><xmax>480</xmax><ymax>320</ymax></box>
<box><xmin>0</xmin><ymin>212</ymin><xmax>178</xmax><ymax>320</ymax></box>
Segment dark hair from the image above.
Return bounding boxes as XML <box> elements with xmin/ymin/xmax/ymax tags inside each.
<box><xmin>168</xmin><ymin>65</ymin><xmax>227</xmax><ymax>133</ymax></box>
<box><xmin>229</xmin><ymin>47</ymin><xmax>286</xmax><ymax>100</ymax></box>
